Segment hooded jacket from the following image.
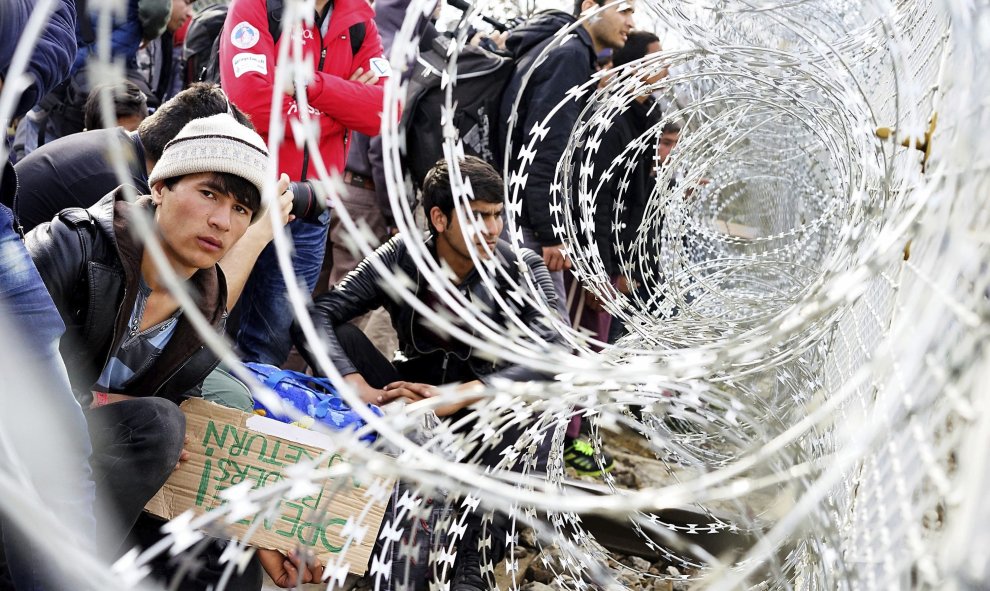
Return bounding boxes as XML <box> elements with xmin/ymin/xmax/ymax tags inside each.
<box><xmin>24</xmin><ymin>188</ymin><xmax>228</xmax><ymax>405</ymax></box>
<box><xmin>219</xmin><ymin>0</ymin><xmax>386</xmax><ymax>181</ymax></box>
<box><xmin>293</xmin><ymin>234</ymin><xmax>564</xmax><ymax>385</ymax></box>
<box><xmin>498</xmin><ymin>11</ymin><xmax>594</xmax><ymax>247</ymax></box>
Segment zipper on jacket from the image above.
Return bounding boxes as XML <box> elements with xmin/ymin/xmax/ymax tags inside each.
<box><xmin>441</xmin><ymin>353</ymin><xmax>449</xmax><ymax>384</ymax></box>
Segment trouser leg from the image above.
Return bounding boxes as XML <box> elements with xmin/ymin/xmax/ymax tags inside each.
<box><xmin>86</xmin><ymin>398</ymin><xmax>185</xmax><ymax>556</ymax></box>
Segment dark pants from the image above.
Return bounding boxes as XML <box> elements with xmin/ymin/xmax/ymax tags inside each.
<box><xmin>85</xmin><ymin>398</ymin><xmax>186</xmax><ymax>556</ymax></box>
<box><xmin>128</xmin><ymin>513</ymin><xmax>264</xmax><ymax>591</ymax></box>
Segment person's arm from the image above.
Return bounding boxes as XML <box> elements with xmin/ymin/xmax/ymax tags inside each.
<box><xmin>304</xmin><ymin>19</ymin><xmax>386</xmax><ymax>137</ymax></box>
<box><xmin>22</xmin><ymin>212</ymin><xmax>89</xmax><ymax>320</ymax></box>
<box><xmin>291</xmin><ymin>237</ymin><xmax>400</xmax><ymax>378</ymax></box>
<box><xmin>219</xmin><ymin>0</ymin><xmax>288</xmax><ymax>138</ymax></box>
<box><xmin>387</xmin><ymin>379</ymin><xmax>483</xmax><ymax>416</ymax></box>
<box><xmin>590</xmin><ymin>119</ymin><xmax>628</xmax><ymax>277</ymax></box>
<box><xmin>2</xmin><ymin>0</ymin><xmax>77</xmax><ymax>118</ymax></box>
<box><xmin>518</xmin><ymin>46</ymin><xmax>593</xmax><ymax>252</ymax></box>
<box><xmin>481</xmin><ymin>248</ymin><xmax>564</xmax><ymax>383</ymax></box>
<box><xmin>218</xmin><ymin>174</ymin><xmax>294</xmax><ymax>307</ymax></box>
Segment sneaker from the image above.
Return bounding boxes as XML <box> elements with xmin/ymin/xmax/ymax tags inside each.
<box><xmin>563</xmin><ymin>437</ymin><xmax>615</xmax><ymax>477</ymax></box>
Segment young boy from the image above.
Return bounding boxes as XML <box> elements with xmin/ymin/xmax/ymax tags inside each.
<box><xmin>24</xmin><ymin>112</ymin><xmax>272</xmax><ymax>554</ymax></box>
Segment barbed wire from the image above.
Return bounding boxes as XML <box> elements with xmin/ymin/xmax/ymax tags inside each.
<box><xmin>2</xmin><ymin>0</ymin><xmax>989</xmax><ymax>589</ymax></box>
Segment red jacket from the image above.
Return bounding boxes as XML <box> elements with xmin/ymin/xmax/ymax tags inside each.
<box><xmin>220</xmin><ymin>0</ymin><xmax>385</xmax><ymax>181</ymax></box>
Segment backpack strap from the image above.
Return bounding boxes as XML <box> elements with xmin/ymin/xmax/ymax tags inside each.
<box><xmin>266</xmin><ymin>0</ymin><xmax>284</xmax><ymax>41</ymax></box>
<box><xmin>349</xmin><ymin>22</ymin><xmax>366</xmax><ymax>56</ymax></box>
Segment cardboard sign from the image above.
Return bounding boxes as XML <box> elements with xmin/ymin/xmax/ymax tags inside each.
<box><xmin>145</xmin><ymin>399</ymin><xmax>390</xmax><ymax>573</ymax></box>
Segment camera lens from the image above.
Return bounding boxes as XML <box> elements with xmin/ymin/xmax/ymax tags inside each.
<box><xmin>289</xmin><ymin>181</ymin><xmax>328</xmax><ymax>223</ymax></box>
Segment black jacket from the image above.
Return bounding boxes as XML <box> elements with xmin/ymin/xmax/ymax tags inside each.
<box><xmin>24</xmin><ymin>188</ymin><xmax>228</xmax><ymax>405</ymax></box>
<box><xmin>13</xmin><ymin>127</ymin><xmax>148</xmax><ymax>232</ymax></box>
<box><xmin>592</xmin><ymin>96</ymin><xmax>662</xmax><ymax>275</ymax></box>
<box><xmin>498</xmin><ymin>12</ymin><xmax>593</xmax><ymax>246</ymax></box>
<box><xmin>294</xmin><ymin>234</ymin><xmax>564</xmax><ymax>384</ymax></box>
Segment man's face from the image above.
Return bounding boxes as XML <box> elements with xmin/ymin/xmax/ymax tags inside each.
<box><xmin>436</xmin><ymin>200</ymin><xmax>505</xmax><ymax>268</ymax></box>
<box><xmin>167</xmin><ymin>0</ymin><xmax>194</xmax><ymax>33</ymax></box>
<box><xmin>585</xmin><ymin>0</ymin><xmax>636</xmax><ymax>51</ymax></box>
<box><xmin>642</xmin><ymin>41</ymin><xmax>668</xmax><ymax>85</ymax></box>
<box><xmin>658</xmin><ymin>131</ymin><xmax>680</xmax><ymax>164</ymax></box>
<box><xmin>152</xmin><ymin>172</ymin><xmax>254</xmax><ymax>275</ymax></box>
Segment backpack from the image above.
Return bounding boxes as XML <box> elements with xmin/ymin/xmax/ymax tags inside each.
<box><xmin>243</xmin><ymin>362</ymin><xmax>382</xmax><ymax>443</ymax></box>
<box><xmin>187</xmin><ymin>0</ymin><xmax>367</xmax><ymax>86</ymax></box>
<box><xmin>401</xmin><ymin>10</ymin><xmax>575</xmax><ymax>189</ymax></box>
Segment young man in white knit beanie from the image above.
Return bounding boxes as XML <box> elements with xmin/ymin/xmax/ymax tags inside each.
<box><xmin>22</xmin><ymin>112</ymin><xmax>292</xmax><ymax>564</ymax></box>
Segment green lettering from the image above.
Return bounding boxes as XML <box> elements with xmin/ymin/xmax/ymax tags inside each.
<box><xmin>195</xmin><ymin>457</ymin><xmax>213</xmax><ymax>506</ymax></box>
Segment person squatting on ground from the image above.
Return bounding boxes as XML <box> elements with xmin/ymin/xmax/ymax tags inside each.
<box><xmin>220</xmin><ymin>0</ymin><xmax>387</xmax><ymax>367</ymax></box>
<box><xmin>22</xmin><ymin>113</ymin><xmax>277</xmax><ymax>563</ymax></box>
<box><xmin>291</xmin><ymin>156</ymin><xmax>564</xmax><ymax>591</ymax></box>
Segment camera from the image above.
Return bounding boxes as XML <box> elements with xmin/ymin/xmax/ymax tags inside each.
<box><xmin>289</xmin><ymin>180</ymin><xmax>329</xmax><ymax>224</ymax></box>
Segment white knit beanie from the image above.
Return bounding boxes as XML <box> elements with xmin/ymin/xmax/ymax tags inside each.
<box><xmin>147</xmin><ymin>113</ymin><xmax>270</xmax><ymax>222</ymax></box>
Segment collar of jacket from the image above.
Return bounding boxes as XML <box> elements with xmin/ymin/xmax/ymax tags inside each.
<box><xmin>398</xmin><ymin>233</ymin><xmax>513</xmax><ymax>293</ymax></box>
<box><xmin>322</xmin><ymin>0</ymin><xmax>375</xmax><ymax>38</ymax></box>
<box><xmin>575</xmin><ymin>24</ymin><xmax>595</xmax><ymax>61</ymax></box>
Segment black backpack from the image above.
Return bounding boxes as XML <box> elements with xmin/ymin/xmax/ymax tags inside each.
<box><xmin>186</xmin><ymin>0</ymin><xmax>367</xmax><ymax>86</ymax></box>
<box><xmin>401</xmin><ymin>10</ymin><xmax>575</xmax><ymax>189</ymax></box>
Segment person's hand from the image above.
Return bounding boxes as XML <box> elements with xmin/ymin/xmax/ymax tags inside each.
<box><xmin>349</xmin><ymin>67</ymin><xmax>379</xmax><ymax>86</ymax></box>
<box><xmin>382</xmin><ymin>381</ymin><xmax>439</xmax><ymax>403</ymax></box>
<box><xmin>257</xmin><ymin>549</ymin><xmax>324</xmax><ymax>588</ymax></box>
<box><xmin>615</xmin><ymin>274</ymin><xmax>629</xmax><ymax>295</ymax></box>
<box><xmin>583</xmin><ymin>287</ymin><xmax>603</xmax><ymax>312</ymax></box>
<box><xmin>274</xmin><ymin>173</ymin><xmax>295</xmax><ymax>227</ymax></box>
<box><xmin>469</xmin><ymin>31</ymin><xmax>509</xmax><ymax>51</ymax></box>
<box><xmin>239</xmin><ymin>174</ymin><xmax>295</xmax><ymax>245</ymax></box>
<box><xmin>174</xmin><ymin>436</ymin><xmax>191</xmax><ymax>472</ymax></box>
<box><xmin>542</xmin><ymin>244</ymin><xmax>571</xmax><ymax>272</ymax></box>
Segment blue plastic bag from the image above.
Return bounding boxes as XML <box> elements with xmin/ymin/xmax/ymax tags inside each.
<box><xmin>243</xmin><ymin>362</ymin><xmax>381</xmax><ymax>443</ymax></box>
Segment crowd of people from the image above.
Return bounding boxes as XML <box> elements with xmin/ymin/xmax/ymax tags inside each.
<box><xmin>0</xmin><ymin>0</ymin><xmax>680</xmax><ymax>589</ymax></box>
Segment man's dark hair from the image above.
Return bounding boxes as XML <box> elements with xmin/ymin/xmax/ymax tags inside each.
<box><xmin>422</xmin><ymin>156</ymin><xmax>503</xmax><ymax>235</ymax></box>
<box><xmin>612</xmin><ymin>31</ymin><xmax>660</xmax><ymax>68</ymax></box>
<box><xmin>138</xmin><ymin>83</ymin><xmax>254</xmax><ymax>163</ymax></box>
<box><xmin>574</xmin><ymin>0</ymin><xmax>605</xmax><ymax>17</ymax></box>
<box><xmin>163</xmin><ymin>172</ymin><xmax>262</xmax><ymax>219</ymax></box>
<box><xmin>83</xmin><ymin>81</ymin><xmax>147</xmax><ymax>130</ymax></box>
<box><xmin>662</xmin><ymin>120</ymin><xmax>682</xmax><ymax>135</ymax></box>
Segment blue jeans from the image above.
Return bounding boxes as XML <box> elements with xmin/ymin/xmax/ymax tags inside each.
<box><xmin>235</xmin><ymin>219</ymin><xmax>328</xmax><ymax>365</ymax></box>
<box><xmin>0</xmin><ymin>203</ymin><xmax>97</xmax><ymax>589</ymax></box>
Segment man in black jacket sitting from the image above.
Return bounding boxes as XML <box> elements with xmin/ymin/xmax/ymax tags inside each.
<box><xmin>293</xmin><ymin>156</ymin><xmax>563</xmax><ymax>591</ymax></box>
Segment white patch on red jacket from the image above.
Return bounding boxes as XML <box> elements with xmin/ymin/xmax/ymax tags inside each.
<box><xmin>232</xmin><ymin>53</ymin><xmax>267</xmax><ymax>77</ymax></box>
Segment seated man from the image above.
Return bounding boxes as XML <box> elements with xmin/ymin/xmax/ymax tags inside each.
<box><xmin>293</xmin><ymin>156</ymin><xmax>563</xmax><ymax>591</ymax></box>
<box><xmin>23</xmin><ymin>113</ymin><xmax>272</xmax><ymax>558</ymax></box>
